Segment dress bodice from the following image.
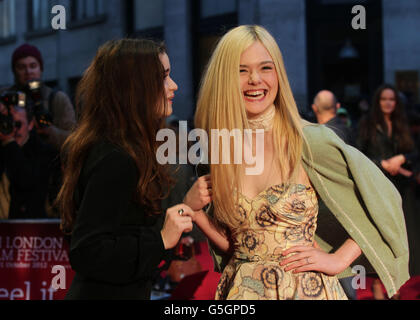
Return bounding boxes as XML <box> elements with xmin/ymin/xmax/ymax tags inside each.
<box><xmin>232</xmin><ymin>183</ymin><xmax>318</xmax><ymax>262</ymax></box>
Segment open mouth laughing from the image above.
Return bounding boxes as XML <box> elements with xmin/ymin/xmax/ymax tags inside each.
<box><xmin>243</xmin><ymin>89</ymin><xmax>268</xmax><ymax>102</ymax></box>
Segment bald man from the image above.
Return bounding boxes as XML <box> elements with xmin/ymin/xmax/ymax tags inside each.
<box><xmin>312</xmin><ymin>90</ymin><xmax>353</xmax><ymax>145</ymax></box>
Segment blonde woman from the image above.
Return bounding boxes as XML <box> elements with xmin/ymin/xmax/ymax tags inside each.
<box><xmin>183</xmin><ymin>25</ymin><xmax>409</xmax><ymax>300</ymax></box>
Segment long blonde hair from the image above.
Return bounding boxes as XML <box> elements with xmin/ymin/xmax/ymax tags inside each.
<box><xmin>195</xmin><ymin>25</ymin><xmax>304</xmax><ymax>230</ymax></box>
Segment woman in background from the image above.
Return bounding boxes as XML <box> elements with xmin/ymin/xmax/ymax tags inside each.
<box><xmin>358</xmin><ymin>84</ymin><xmax>419</xmax><ymax>299</ymax></box>
<box><xmin>57</xmin><ymin>39</ymin><xmax>194</xmax><ymax>300</ymax></box>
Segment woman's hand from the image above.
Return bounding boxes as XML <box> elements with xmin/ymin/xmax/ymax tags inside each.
<box><xmin>388</xmin><ymin>154</ymin><xmax>406</xmax><ymax>167</ymax></box>
<box><xmin>398</xmin><ymin>167</ymin><xmax>413</xmax><ymax>178</ymax></box>
<box><xmin>183</xmin><ymin>175</ymin><xmax>212</xmax><ymax>211</ymax></box>
<box><xmin>181</xmin><ymin>209</ymin><xmax>231</xmax><ymax>253</ymax></box>
<box><xmin>181</xmin><ymin>208</ymin><xmax>212</xmax><ymax>224</ymax></box>
<box><xmin>280</xmin><ymin>239</ymin><xmax>361</xmax><ymax>276</ymax></box>
<box><xmin>382</xmin><ymin>155</ymin><xmax>406</xmax><ymax>176</ymax></box>
<box><xmin>280</xmin><ymin>246</ymin><xmax>347</xmax><ymax>276</ymax></box>
<box><xmin>381</xmin><ymin>160</ymin><xmax>398</xmax><ymax>176</ymax></box>
<box><xmin>161</xmin><ymin>204</ymin><xmax>194</xmax><ymax>250</ymax></box>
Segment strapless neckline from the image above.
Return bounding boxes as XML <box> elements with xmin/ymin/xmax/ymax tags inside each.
<box><xmin>239</xmin><ymin>182</ymin><xmax>315</xmax><ymax>202</ymax></box>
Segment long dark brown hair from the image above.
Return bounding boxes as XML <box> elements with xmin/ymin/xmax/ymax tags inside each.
<box><xmin>359</xmin><ymin>84</ymin><xmax>414</xmax><ymax>152</ymax></box>
<box><xmin>57</xmin><ymin>39</ymin><xmax>173</xmax><ymax>233</ymax></box>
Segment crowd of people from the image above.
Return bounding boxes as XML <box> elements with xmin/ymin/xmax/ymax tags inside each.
<box><xmin>0</xmin><ymin>25</ymin><xmax>419</xmax><ymax>300</ymax></box>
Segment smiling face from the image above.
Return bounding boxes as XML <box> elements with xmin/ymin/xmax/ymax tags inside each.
<box><xmin>239</xmin><ymin>41</ymin><xmax>279</xmax><ymax>118</ymax></box>
<box><xmin>159</xmin><ymin>53</ymin><xmax>178</xmax><ymax>118</ymax></box>
<box><xmin>379</xmin><ymin>88</ymin><xmax>397</xmax><ymax>116</ymax></box>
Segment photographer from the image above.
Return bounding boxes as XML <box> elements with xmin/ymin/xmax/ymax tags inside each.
<box><xmin>0</xmin><ymin>103</ymin><xmax>57</xmax><ymax>219</ymax></box>
<box><xmin>0</xmin><ymin>43</ymin><xmax>76</xmax><ymax>150</ymax></box>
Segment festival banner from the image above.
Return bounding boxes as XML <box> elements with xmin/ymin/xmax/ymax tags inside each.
<box><xmin>0</xmin><ymin>220</ymin><xmax>74</xmax><ymax>300</ymax></box>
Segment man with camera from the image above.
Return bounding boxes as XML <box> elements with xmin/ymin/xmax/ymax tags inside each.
<box><xmin>1</xmin><ymin>43</ymin><xmax>76</xmax><ymax>150</ymax></box>
<box><xmin>0</xmin><ymin>102</ymin><xmax>57</xmax><ymax>219</ymax></box>
<box><xmin>0</xmin><ymin>43</ymin><xmax>75</xmax><ymax>219</ymax></box>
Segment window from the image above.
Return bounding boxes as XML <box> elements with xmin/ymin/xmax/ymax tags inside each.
<box><xmin>28</xmin><ymin>0</ymin><xmax>54</xmax><ymax>31</ymax></box>
<box><xmin>0</xmin><ymin>0</ymin><xmax>16</xmax><ymax>38</ymax></box>
<box><xmin>130</xmin><ymin>0</ymin><xmax>163</xmax><ymax>40</ymax></box>
<box><xmin>71</xmin><ymin>0</ymin><xmax>105</xmax><ymax>21</ymax></box>
<box><xmin>133</xmin><ymin>0</ymin><xmax>163</xmax><ymax>30</ymax></box>
<box><xmin>200</xmin><ymin>0</ymin><xmax>236</xmax><ymax>18</ymax></box>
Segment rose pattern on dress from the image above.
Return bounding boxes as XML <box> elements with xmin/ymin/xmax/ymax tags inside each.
<box><xmin>284</xmin><ymin>225</ymin><xmax>304</xmax><ymax>242</ymax></box>
<box><xmin>270</xmin><ymin>184</ymin><xmax>287</xmax><ymax>196</ymax></box>
<box><xmin>215</xmin><ymin>264</ymin><xmax>235</xmax><ymax>300</ymax></box>
<box><xmin>301</xmin><ymin>272</ymin><xmax>324</xmax><ymax>298</ymax></box>
<box><xmin>237</xmin><ymin>204</ymin><xmax>247</xmax><ymax>224</ymax></box>
<box><xmin>283</xmin><ymin>198</ymin><xmax>306</xmax><ymax>215</ymax></box>
<box><xmin>255</xmin><ymin>205</ymin><xmax>277</xmax><ymax>228</ymax></box>
<box><xmin>240</xmin><ymin>230</ymin><xmax>263</xmax><ymax>253</ymax></box>
<box><xmin>260</xmin><ymin>266</ymin><xmax>284</xmax><ymax>290</ymax></box>
<box><xmin>303</xmin><ymin>215</ymin><xmax>316</xmax><ymax>242</ymax></box>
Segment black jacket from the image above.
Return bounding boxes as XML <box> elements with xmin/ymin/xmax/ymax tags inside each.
<box><xmin>356</xmin><ymin>123</ymin><xmax>418</xmax><ymax>190</ymax></box>
<box><xmin>66</xmin><ymin>142</ymin><xmax>170</xmax><ymax>300</ymax></box>
<box><xmin>356</xmin><ymin>119</ymin><xmax>420</xmax><ymax>276</ymax></box>
<box><xmin>0</xmin><ymin>131</ymin><xmax>57</xmax><ymax>219</ymax></box>
<box><xmin>325</xmin><ymin>116</ymin><xmax>354</xmax><ymax>146</ymax></box>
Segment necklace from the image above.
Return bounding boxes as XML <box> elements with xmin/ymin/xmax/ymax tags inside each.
<box><xmin>247</xmin><ymin>105</ymin><xmax>276</xmax><ymax>132</ymax></box>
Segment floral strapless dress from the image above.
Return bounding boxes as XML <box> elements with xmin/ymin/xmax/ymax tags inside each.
<box><xmin>215</xmin><ymin>183</ymin><xmax>348</xmax><ymax>300</ymax></box>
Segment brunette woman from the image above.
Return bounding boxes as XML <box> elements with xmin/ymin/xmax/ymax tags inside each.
<box><xmin>358</xmin><ymin>84</ymin><xmax>419</xmax><ymax>298</ymax></box>
<box><xmin>57</xmin><ymin>39</ymin><xmax>194</xmax><ymax>300</ymax></box>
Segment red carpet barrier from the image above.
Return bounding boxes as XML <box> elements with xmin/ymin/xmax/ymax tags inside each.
<box><xmin>0</xmin><ymin>220</ymin><xmax>74</xmax><ymax>300</ymax></box>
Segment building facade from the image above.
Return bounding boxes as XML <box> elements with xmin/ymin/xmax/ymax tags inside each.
<box><xmin>0</xmin><ymin>0</ymin><xmax>419</xmax><ymax>122</ymax></box>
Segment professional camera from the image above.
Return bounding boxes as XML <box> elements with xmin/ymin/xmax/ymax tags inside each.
<box><xmin>0</xmin><ymin>80</ymin><xmax>53</xmax><ymax>134</ymax></box>
<box><xmin>0</xmin><ymin>91</ymin><xmax>26</xmax><ymax>135</ymax></box>
<box><xmin>26</xmin><ymin>80</ymin><xmax>53</xmax><ymax>128</ymax></box>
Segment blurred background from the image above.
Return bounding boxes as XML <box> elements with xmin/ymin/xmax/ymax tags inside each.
<box><xmin>0</xmin><ymin>0</ymin><xmax>419</xmax><ymax>122</ymax></box>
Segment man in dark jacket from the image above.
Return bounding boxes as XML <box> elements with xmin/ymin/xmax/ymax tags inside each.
<box><xmin>312</xmin><ymin>90</ymin><xmax>354</xmax><ymax>146</ymax></box>
<box><xmin>1</xmin><ymin>43</ymin><xmax>76</xmax><ymax>150</ymax></box>
<box><xmin>0</xmin><ymin>104</ymin><xmax>57</xmax><ymax>219</ymax></box>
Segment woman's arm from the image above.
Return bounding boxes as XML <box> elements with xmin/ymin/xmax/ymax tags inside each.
<box><xmin>333</xmin><ymin>238</ymin><xmax>363</xmax><ymax>270</ymax></box>
<box><xmin>188</xmin><ymin>209</ymin><xmax>231</xmax><ymax>253</ymax></box>
<box><xmin>183</xmin><ymin>174</ymin><xmax>231</xmax><ymax>253</ymax></box>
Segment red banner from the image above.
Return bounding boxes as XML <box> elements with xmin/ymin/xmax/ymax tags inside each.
<box><xmin>0</xmin><ymin>220</ymin><xmax>74</xmax><ymax>300</ymax></box>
